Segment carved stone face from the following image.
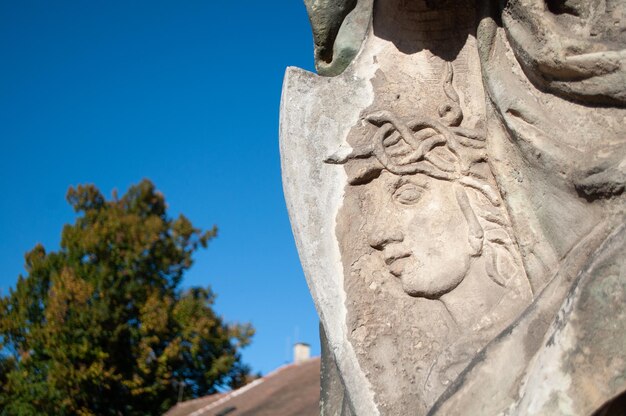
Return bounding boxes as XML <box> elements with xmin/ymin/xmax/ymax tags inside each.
<box><xmin>364</xmin><ymin>170</ymin><xmax>472</xmax><ymax>298</ymax></box>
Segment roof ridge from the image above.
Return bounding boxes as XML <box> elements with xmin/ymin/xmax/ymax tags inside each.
<box><xmin>187</xmin><ymin>377</ymin><xmax>265</xmax><ymax>416</ymax></box>
<box><xmin>174</xmin><ymin>393</ymin><xmax>225</xmax><ymax>408</ymax></box>
<box><xmin>178</xmin><ymin>356</ymin><xmax>321</xmax><ymax>416</ymax></box>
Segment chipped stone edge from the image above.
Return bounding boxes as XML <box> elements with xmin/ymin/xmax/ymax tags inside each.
<box><xmin>279</xmin><ymin>65</ymin><xmax>379</xmax><ymax>415</ymax></box>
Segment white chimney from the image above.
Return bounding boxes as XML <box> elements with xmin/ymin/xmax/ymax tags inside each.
<box><xmin>294</xmin><ymin>342</ymin><xmax>311</xmax><ymax>364</ymax></box>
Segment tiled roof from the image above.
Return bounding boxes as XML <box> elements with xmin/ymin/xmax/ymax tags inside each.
<box><xmin>164</xmin><ymin>357</ymin><xmax>320</xmax><ymax>416</ymax></box>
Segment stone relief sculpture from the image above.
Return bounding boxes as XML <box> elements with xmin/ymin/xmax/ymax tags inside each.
<box><xmin>280</xmin><ymin>1</ymin><xmax>625</xmax><ymax>415</ymax></box>
<box><xmin>326</xmin><ymin>63</ymin><xmax>535</xmax><ymax>412</ymax></box>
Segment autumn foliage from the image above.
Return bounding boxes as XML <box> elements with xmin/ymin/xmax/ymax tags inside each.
<box><xmin>0</xmin><ymin>180</ymin><xmax>254</xmax><ymax>415</ymax></box>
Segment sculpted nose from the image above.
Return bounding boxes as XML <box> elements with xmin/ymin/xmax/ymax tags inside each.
<box><xmin>368</xmin><ymin>228</ymin><xmax>404</xmax><ymax>250</ymax></box>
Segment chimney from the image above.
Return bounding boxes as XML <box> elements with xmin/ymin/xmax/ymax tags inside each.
<box><xmin>293</xmin><ymin>342</ymin><xmax>311</xmax><ymax>364</ymax></box>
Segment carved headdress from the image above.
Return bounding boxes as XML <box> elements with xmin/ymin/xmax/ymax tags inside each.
<box><xmin>326</xmin><ymin>63</ymin><xmax>528</xmax><ymax>291</ymax></box>
<box><xmin>326</xmin><ymin>63</ymin><xmax>499</xmax><ymax>207</ymax></box>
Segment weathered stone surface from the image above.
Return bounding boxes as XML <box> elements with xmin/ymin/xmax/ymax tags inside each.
<box><xmin>281</xmin><ymin>1</ymin><xmax>626</xmax><ymax>414</ymax></box>
<box><xmin>320</xmin><ymin>323</ymin><xmax>354</xmax><ymax>416</ymax></box>
<box><xmin>304</xmin><ymin>0</ymin><xmax>373</xmax><ymax>76</ymax></box>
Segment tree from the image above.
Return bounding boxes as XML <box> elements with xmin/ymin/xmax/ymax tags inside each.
<box><xmin>0</xmin><ymin>180</ymin><xmax>254</xmax><ymax>415</ymax></box>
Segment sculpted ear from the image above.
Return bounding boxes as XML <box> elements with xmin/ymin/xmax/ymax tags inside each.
<box><xmin>454</xmin><ymin>184</ymin><xmax>483</xmax><ymax>256</ymax></box>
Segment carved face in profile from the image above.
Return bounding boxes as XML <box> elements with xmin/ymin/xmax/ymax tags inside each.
<box><xmin>329</xmin><ymin>108</ymin><xmax>534</xmax><ymax>342</ymax></box>
<box><xmin>321</xmin><ymin>64</ymin><xmax>535</xmax><ymax>412</ymax></box>
<box><xmin>365</xmin><ymin>171</ymin><xmax>473</xmax><ymax>298</ymax></box>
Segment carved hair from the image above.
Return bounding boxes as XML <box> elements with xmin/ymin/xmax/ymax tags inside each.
<box><xmin>326</xmin><ymin>63</ymin><xmax>526</xmax><ymax>290</ymax></box>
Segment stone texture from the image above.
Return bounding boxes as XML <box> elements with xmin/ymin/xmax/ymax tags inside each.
<box><xmin>281</xmin><ymin>1</ymin><xmax>626</xmax><ymax>414</ymax></box>
<box><xmin>304</xmin><ymin>0</ymin><xmax>373</xmax><ymax>76</ymax></box>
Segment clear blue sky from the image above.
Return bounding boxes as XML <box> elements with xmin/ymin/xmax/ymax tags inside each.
<box><xmin>0</xmin><ymin>1</ymin><xmax>319</xmax><ymax>376</ymax></box>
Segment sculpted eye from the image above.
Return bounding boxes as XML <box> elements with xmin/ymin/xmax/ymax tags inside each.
<box><xmin>393</xmin><ymin>183</ymin><xmax>425</xmax><ymax>205</ymax></box>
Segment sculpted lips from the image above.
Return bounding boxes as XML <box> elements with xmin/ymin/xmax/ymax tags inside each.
<box><xmin>383</xmin><ymin>246</ymin><xmax>411</xmax><ymax>276</ymax></box>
